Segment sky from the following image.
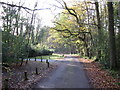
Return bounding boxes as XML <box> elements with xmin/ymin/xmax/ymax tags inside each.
<box><xmin>1</xmin><ymin>0</ymin><xmax>119</xmax><ymax>27</ymax></box>
<box><xmin>0</xmin><ymin>0</ymin><xmax>73</xmax><ymax>27</ymax></box>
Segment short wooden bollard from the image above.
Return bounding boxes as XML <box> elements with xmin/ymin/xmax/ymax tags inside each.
<box><xmin>47</xmin><ymin>62</ymin><xmax>49</xmax><ymax>68</ymax></box>
<box><xmin>36</xmin><ymin>68</ymin><xmax>38</xmax><ymax>75</ymax></box>
<box><xmin>46</xmin><ymin>59</ymin><xmax>48</xmax><ymax>63</ymax></box>
<box><xmin>24</xmin><ymin>71</ymin><xmax>28</xmax><ymax>80</ymax></box>
<box><xmin>4</xmin><ymin>78</ymin><xmax>9</xmax><ymax>89</ymax></box>
<box><xmin>41</xmin><ymin>57</ymin><xmax>42</xmax><ymax>62</ymax></box>
<box><xmin>20</xmin><ymin>58</ymin><xmax>24</xmax><ymax>66</ymax></box>
<box><xmin>35</xmin><ymin>57</ymin><xmax>36</xmax><ymax>61</ymax></box>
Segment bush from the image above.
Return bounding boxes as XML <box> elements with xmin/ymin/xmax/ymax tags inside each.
<box><xmin>27</xmin><ymin>46</ymin><xmax>53</xmax><ymax>57</ymax></box>
<box><xmin>40</xmin><ymin>49</ymin><xmax>53</xmax><ymax>55</ymax></box>
<box><xmin>28</xmin><ymin>48</ymin><xmax>37</xmax><ymax>57</ymax></box>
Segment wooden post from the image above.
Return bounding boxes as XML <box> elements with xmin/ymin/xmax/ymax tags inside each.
<box><xmin>4</xmin><ymin>78</ymin><xmax>9</xmax><ymax>89</ymax></box>
<box><xmin>24</xmin><ymin>71</ymin><xmax>28</xmax><ymax>80</ymax></box>
<box><xmin>36</xmin><ymin>68</ymin><xmax>38</xmax><ymax>75</ymax></box>
<box><xmin>26</xmin><ymin>58</ymin><xmax>29</xmax><ymax>64</ymax></box>
<box><xmin>41</xmin><ymin>56</ymin><xmax>42</xmax><ymax>62</ymax></box>
<box><xmin>35</xmin><ymin>57</ymin><xmax>36</xmax><ymax>61</ymax></box>
<box><xmin>46</xmin><ymin>59</ymin><xmax>48</xmax><ymax>63</ymax></box>
<box><xmin>47</xmin><ymin>62</ymin><xmax>50</xmax><ymax>68</ymax></box>
<box><xmin>20</xmin><ymin>58</ymin><xmax>23</xmax><ymax>66</ymax></box>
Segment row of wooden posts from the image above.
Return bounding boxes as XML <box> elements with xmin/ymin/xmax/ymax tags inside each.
<box><xmin>25</xmin><ymin>59</ymin><xmax>50</xmax><ymax>80</ymax></box>
<box><xmin>4</xmin><ymin>58</ymin><xmax>50</xmax><ymax>89</ymax></box>
<box><xmin>34</xmin><ymin>57</ymin><xmax>50</xmax><ymax>68</ymax></box>
<box><xmin>34</xmin><ymin>56</ymin><xmax>50</xmax><ymax>61</ymax></box>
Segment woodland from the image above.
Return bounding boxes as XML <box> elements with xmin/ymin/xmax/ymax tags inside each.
<box><xmin>1</xmin><ymin>0</ymin><xmax>120</xmax><ymax>69</ymax></box>
<box><xmin>0</xmin><ymin>0</ymin><xmax>120</xmax><ymax>88</ymax></box>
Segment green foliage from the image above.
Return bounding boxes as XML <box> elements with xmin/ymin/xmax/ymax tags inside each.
<box><xmin>1</xmin><ymin>5</ymin><xmax>31</xmax><ymax>63</ymax></box>
<box><xmin>31</xmin><ymin>54</ymin><xmax>64</xmax><ymax>60</ymax></box>
<box><xmin>1</xmin><ymin>4</ymin><xmax>52</xmax><ymax>64</ymax></box>
<box><xmin>27</xmin><ymin>44</ymin><xmax>53</xmax><ymax>57</ymax></box>
<box><xmin>2</xmin><ymin>31</ymin><xmax>27</xmax><ymax>63</ymax></box>
<box><xmin>48</xmin><ymin>30</ymin><xmax>78</xmax><ymax>54</ymax></box>
<box><xmin>107</xmin><ymin>70</ymin><xmax>120</xmax><ymax>79</ymax></box>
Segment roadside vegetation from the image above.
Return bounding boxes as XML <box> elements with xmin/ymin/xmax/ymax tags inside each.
<box><xmin>30</xmin><ymin>54</ymin><xmax>64</xmax><ymax>60</ymax></box>
<box><xmin>1</xmin><ymin>0</ymin><xmax>120</xmax><ymax>89</ymax></box>
<box><xmin>79</xmin><ymin>58</ymin><xmax>120</xmax><ymax>88</ymax></box>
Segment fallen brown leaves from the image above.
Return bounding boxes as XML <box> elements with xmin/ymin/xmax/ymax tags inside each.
<box><xmin>18</xmin><ymin>65</ymin><xmax>57</xmax><ymax>89</ymax></box>
<box><xmin>2</xmin><ymin>61</ymin><xmax>58</xmax><ymax>89</ymax></box>
<box><xmin>79</xmin><ymin>58</ymin><xmax>120</xmax><ymax>88</ymax></box>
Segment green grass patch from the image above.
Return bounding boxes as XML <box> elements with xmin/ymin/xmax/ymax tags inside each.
<box><xmin>80</xmin><ymin>56</ymin><xmax>90</xmax><ymax>59</ymax></box>
<box><xmin>30</xmin><ymin>53</ymin><xmax>64</xmax><ymax>60</ymax></box>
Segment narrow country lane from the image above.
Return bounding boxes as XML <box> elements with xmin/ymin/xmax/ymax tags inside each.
<box><xmin>31</xmin><ymin>55</ymin><xmax>91</xmax><ymax>88</ymax></box>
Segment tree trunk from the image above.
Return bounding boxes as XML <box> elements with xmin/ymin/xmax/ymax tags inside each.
<box><xmin>95</xmin><ymin>1</ymin><xmax>102</xmax><ymax>60</ymax></box>
<box><xmin>20</xmin><ymin>58</ymin><xmax>24</xmax><ymax>66</ymax></box>
<box><xmin>107</xmin><ymin>2</ymin><xmax>117</xmax><ymax>69</ymax></box>
<box><xmin>118</xmin><ymin>2</ymin><xmax>120</xmax><ymax>34</ymax></box>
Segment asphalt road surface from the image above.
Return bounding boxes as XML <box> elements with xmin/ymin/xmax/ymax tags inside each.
<box><xmin>31</xmin><ymin>55</ymin><xmax>91</xmax><ymax>88</ymax></box>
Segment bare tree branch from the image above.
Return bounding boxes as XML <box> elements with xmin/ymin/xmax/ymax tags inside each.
<box><xmin>0</xmin><ymin>2</ymin><xmax>50</xmax><ymax>11</ymax></box>
<box><xmin>53</xmin><ymin>21</ymin><xmax>67</xmax><ymax>28</ymax></box>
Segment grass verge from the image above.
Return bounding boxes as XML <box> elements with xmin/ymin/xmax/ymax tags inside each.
<box><xmin>30</xmin><ymin>53</ymin><xmax>64</xmax><ymax>60</ymax></box>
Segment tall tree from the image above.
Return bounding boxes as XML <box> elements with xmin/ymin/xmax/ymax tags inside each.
<box><xmin>53</xmin><ymin>1</ymin><xmax>94</xmax><ymax>58</ymax></box>
<box><xmin>95</xmin><ymin>1</ymin><xmax>102</xmax><ymax>60</ymax></box>
<box><xmin>107</xmin><ymin>2</ymin><xmax>117</xmax><ymax>69</ymax></box>
<box><xmin>118</xmin><ymin>2</ymin><xmax>120</xmax><ymax>33</ymax></box>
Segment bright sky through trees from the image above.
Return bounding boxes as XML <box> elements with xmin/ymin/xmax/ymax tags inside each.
<box><xmin>1</xmin><ymin>0</ymin><xmax>119</xmax><ymax>27</ymax></box>
<box><xmin>1</xmin><ymin>0</ymin><xmax>74</xmax><ymax>26</ymax></box>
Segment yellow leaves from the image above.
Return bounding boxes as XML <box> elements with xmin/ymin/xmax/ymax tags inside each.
<box><xmin>53</xmin><ymin>1</ymin><xmax>89</xmax><ymax>32</ymax></box>
<box><xmin>54</xmin><ymin>38</ymin><xmax>64</xmax><ymax>43</ymax></box>
<box><xmin>75</xmin><ymin>40</ymin><xmax>84</xmax><ymax>44</ymax></box>
<box><xmin>79</xmin><ymin>27</ymin><xmax>86</xmax><ymax>31</ymax></box>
